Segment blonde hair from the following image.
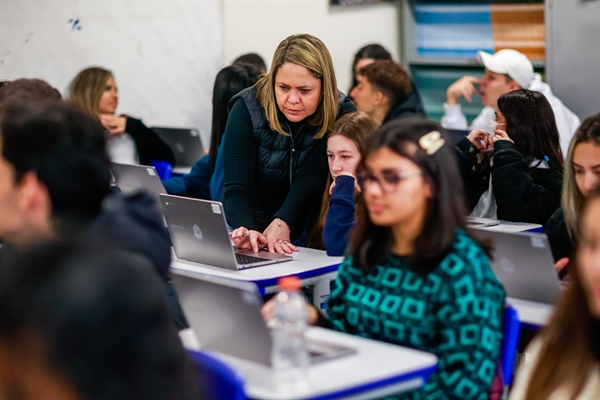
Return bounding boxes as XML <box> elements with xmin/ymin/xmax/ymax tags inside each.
<box><xmin>562</xmin><ymin>113</ymin><xmax>600</xmax><ymax>240</ymax></box>
<box><xmin>69</xmin><ymin>67</ymin><xmax>113</xmax><ymax>117</ymax></box>
<box><xmin>255</xmin><ymin>34</ymin><xmax>338</xmax><ymax>139</ymax></box>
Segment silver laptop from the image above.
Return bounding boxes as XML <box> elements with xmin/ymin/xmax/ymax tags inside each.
<box><xmin>172</xmin><ymin>272</ymin><xmax>355</xmax><ymax>366</ymax></box>
<box><xmin>111</xmin><ymin>163</ymin><xmax>166</xmax><ymax>206</ymax></box>
<box><xmin>467</xmin><ymin>217</ymin><xmax>500</xmax><ymax>228</ymax></box>
<box><xmin>160</xmin><ymin>194</ymin><xmax>292</xmax><ymax>270</ymax></box>
<box><xmin>476</xmin><ymin>229</ymin><xmax>562</xmax><ymax>305</ymax></box>
<box><xmin>151</xmin><ymin>127</ymin><xmax>204</xmax><ymax>168</ymax></box>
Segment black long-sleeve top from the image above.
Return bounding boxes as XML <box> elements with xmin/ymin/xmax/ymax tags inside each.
<box><xmin>125</xmin><ymin>117</ymin><xmax>175</xmax><ymax>166</ymax></box>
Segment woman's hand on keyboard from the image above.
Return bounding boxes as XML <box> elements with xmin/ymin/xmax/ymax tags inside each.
<box><xmin>230</xmin><ymin>227</ymin><xmax>268</xmax><ymax>253</ymax></box>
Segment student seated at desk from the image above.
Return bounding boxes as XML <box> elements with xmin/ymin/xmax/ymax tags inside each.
<box><xmin>456</xmin><ymin>89</ymin><xmax>563</xmax><ymax>225</ymax></box>
<box><xmin>265</xmin><ymin>119</ymin><xmax>506</xmax><ymax>399</ymax></box>
<box><xmin>509</xmin><ymin>190</ymin><xmax>600</xmax><ymax>399</ymax></box>
<box><xmin>307</xmin><ymin>111</ymin><xmax>378</xmax><ymax>256</ymax></box>
<box><xmin>546</xmin><ymin>113</ymin><xmax>600</xmax><ymax>277</ymax></box>
<box><xmin>442</xmin><ymin>49</ymin><xmax>579</xmax><ymax>156</ymax></box>
<box><xmin>0</xmin><ymin>241</ymin><xmax>202</xmax><ymax>400</ymax></box>
<box><xmin>69</xmin><ymin>67</ymin><xmax>175</xmax><ymax>166</ymax></box>
<box><xmin>226</xmin><ymin>34</ymin><xmax>355</xmax><ymax>254</ymax></box>
<box><xmin>162</xmin><ymin>62</ymin><xmax>261</xmax><ymax>200</ymax></box>
<box><xmin>348</xmin><ymin>44</ymin><xmax>425</xmax><ymax>119</ymax></box>
<box><xmin>0</xmin><ymin>94</ymin><xmax>187</xmax><ymax>330</ymax></box>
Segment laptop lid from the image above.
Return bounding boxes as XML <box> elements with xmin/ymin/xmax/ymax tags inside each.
<box><xmin>111</xmin><ymin>163</ymin><xmax>166</xmax><ymax>206</ymax></box>
<box><xmin>151</xmin><ymin>127</ymin><xmax>204</xmax><ymax>168</ymax></box>
<box><xmin>477</xmin><ymin>230</ymin><xmax>562</xmax><ymax>305</ymax></box>
<box><xmin>445</xmin><ymin>129</ymin><xmax>470</xmax><ymax>144</ymax></box>
<box><xmin>172</xmin><ymin>272</ymin><xmax>272</xmax><ymax>365</ymax></box>
<box><xmin>160</xmin><ymin>194</ymin><xmax>239</xmax><ymax>270</ymax></box>
<box><xmin>173</xmin><ymin>272</ymin><xmax>356</xmax><ymax>366</ymax></box>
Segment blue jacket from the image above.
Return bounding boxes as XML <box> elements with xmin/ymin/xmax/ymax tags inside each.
<box><xmin>162</xmin><ymin>140</ymin><xmax>225</xmax><ymax>202</ymax></box>
<box><xmin>322</xmin><ymin>175</ymin><xmax>356</xmax><ymax>256</ymax></box>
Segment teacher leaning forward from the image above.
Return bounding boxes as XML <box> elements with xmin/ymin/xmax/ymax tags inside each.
<box><xmin>226</xmin><ymin>34</ymin><xmax>355</xmax><ymax>255</ymax></box>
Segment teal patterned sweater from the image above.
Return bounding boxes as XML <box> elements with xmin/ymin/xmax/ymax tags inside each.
<box><xmin>327</xmin><ymin>230</ymin><xmax>506</xmax><ymax>399</ymax></box>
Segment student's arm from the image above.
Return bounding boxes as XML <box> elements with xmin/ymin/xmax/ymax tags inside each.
<box><xmin>454</xmin><ymin>136</ymin><xmax>489</xmax><ymax>211</ymax></box>
<box><xmin>272</xmin><ymin>137</ymin><xmax>329</xmax><ymax>233</ymax></box>
<box><xmin>441</xmin><ymin>103</ymin><xmax>469</xmax><ymax>129</ymax></box>
<box><xmin>222</xmin><ymin>100</ymin><xmax>258</xmax><ymax>230</ymax></box>
<box><xmin>124</xmin><ymin>117</ymin><xmax>176</xmax><ymax>166</ymax></box>
<box><xmin>422</xmin><ymin>255</ymin><xmax>505</xmax><ymax>399</ymax></box>
<box><xmin>162</xmin><ymin>154</ymin><xmax>211</xmax><ymax>199</ymax></box>
<box><xmin>323</xmin><ymin>175</ymin><xmax>356</xmax><ymax>256</ymax></box>
<box><xmin>492</xmin><ymin>140</ymin><xmax>562</xmax><ymax>224</ymax></box>
<box><xmin>323</xmin><ymin>258</ymin><xmax>359</xmax><ymax>334</ymax></box>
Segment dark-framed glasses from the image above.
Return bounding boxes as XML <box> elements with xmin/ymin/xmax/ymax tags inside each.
<box><xmin>357</xmin><ymin>169</ymin><xmax>422</xmax><ymax>193</ymax></box>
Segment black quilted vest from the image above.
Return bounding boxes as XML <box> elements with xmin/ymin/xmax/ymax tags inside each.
<box><xmin>228</xmin><ymin>86</ymin><xmax>352</xmax><ymax>234</ymax></box>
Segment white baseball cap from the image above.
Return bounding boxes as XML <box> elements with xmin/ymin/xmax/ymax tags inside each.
<box><xmin>476</xmin><ymin>49</ymin><xmax>534</xmax><ymax>88</ymax></box>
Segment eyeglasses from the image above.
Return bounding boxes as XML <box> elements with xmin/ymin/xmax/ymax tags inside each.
<box><xmin>357</xmin><ymin>169</ymin><xmax>422</xmax><ymax>194</ymax></box>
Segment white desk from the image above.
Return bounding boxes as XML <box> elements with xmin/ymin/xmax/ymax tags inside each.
<box><xmin>473</xmin><ymin>220</ymin><xmax>543</xmax><ymax>233</ymax></box>
<box><xmin>184</xmin><ymin>327</ymin><xmax>438</xmax><ymax>400</ymax></box>
<box><xmin>508</xmin><ymin>297</ymin><xmax>554</xmax><ymax>329</ymax></box>
<box><xmin>170</xmin><ymin>247</ymin><xmax>343</xmax><ymax>307</ymax></box>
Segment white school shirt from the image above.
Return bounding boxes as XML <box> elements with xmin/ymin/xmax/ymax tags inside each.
<box><xmin>441</xmin><ymin>73</ymin><xmax>580</xmax><ymax>157</ymax></box>
<box><xmin>106</xmin><ymin>133</ymin><xmax>138</xmax><ymax>165</ymax></box>
<box><xmin>509</xmin><ymin>337</ymin><xmax>600</xmax><ymax>399</ymax></box>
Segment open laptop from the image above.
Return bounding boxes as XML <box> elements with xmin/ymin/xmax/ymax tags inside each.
<box><xmin>160</xmin><ymin>194</ymin><xmax>292</xmax><ymax>270</ymax></box>
<box><xmin>475</xmin><ymin>229</ymin><xmax>563</xmax><ymax>305</ymax></box>
<box><xmin>111</xmin><ymin>163</ymin><xmax>166</xmax><ymax>206</ymax></box>
<box><xmin>151</xmin><ymin>127</ymin><xmax>204</xmax><ymax>168</ymax></box>
<box><xmin>172</xmin><ymin>272</ymin><xmax>355</xmax><ymax>366</ymax></box>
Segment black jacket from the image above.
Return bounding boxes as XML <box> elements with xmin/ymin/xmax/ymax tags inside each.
<box><xmin>382</xmin><ymin>80</ymin><xmax>426</xmax><ymax>125</ymax></box>
<box><xmin>222</xmin><ymin>87</ymin><xmax>355</xmax><ymax>238</ymax></box>
<box><xmin>545</xmin><ymin>207</ymin><xmax>575</xmax><ymax>262</ymax></box>
<box><xmin>456</xmin><ymin>138</ymin><xmax>563</xmax><ymax>225</ymax></box>
<box><xmin>125</xmin><ymin>117</ymin><xmax>175</xmax><ymax>166</ymax></box>
<box><xmin>82</xmin><ymin>192</ymin><xmax>187</xmax><ymax>329</ymax></box>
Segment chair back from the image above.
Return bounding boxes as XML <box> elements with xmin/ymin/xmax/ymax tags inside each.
<box><xmin>500</xmin><ymin>305</ymin><xmax>521</xmax><ymax>387</ymax></box>
<box><xmin>187</xmin><ymin>349</ymin><xmax>246</xmax><ymax>400</ymax></box>
<box><xmin>151</xmin><ymin>160</ymin><xmax>173</xmax><ymax>180</ymax></box>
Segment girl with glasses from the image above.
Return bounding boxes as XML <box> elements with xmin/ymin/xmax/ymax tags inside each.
<box><xmin>263</xmin><ymin>118</ymin><xmax>506</xmax><ymax>399</ymax></box>
<box><xmin>456</xmin><ymin>88</ymin><xmax>564</xmax><ymax>225</ymax></box>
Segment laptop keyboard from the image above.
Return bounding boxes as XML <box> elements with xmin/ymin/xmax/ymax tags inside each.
<box><xmin>235</xmin><ymin>253</ymin><xmax>270</xmax><ymax>265</ymax></box>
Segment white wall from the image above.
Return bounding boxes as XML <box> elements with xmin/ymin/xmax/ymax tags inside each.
<box><xmin>1</xmin><ymin>1</ymin><xmax>223</xmax><ymax>147</ymax></box>
<box><xmin>222</xmin><ymin>0</ymin><xmax>400</xmax><ymax>95</ymax></box>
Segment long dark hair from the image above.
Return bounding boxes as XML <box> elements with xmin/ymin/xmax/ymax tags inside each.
<box><xmin>209</xmin><ymin>62</ymin><xmax>261</xmax><ymax>171</ymax></box>
<box><xmin>497</xmin><ymin>89</ymin><xmax>564</xmax><ymax>171</ymax></box>
<box><xmin>349</xmin><ymin>44</ymin><xmax>392</xmax><ymax>96</ymax></box>
<box><xmin>307</xmin><ymin>112</ymin><xmax>379</xmax><ymax>250</ymax></box>
<box><xmin>351</xmin><ymin>118</ymin><xmax>491</xmax><ymax>275</ymax></box>
<box><xmin>524</xmin><ymin>190</ymin><xmax>600</xmax><ymax>399</ymax></box>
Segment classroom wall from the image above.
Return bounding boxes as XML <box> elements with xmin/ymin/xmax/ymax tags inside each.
<box><xmin>221</xmin><ymin>0</ymin><xmax>401</xmax><ymax>96</ymax></box>
<box><xmin>1</xmin><ymin>2</ymin><xmax>224</xmax><ymax>147</ymax></box>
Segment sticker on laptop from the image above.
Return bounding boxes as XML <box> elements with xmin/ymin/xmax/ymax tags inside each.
<box><xmin>531</xmin><ymin>236</ymin><xmax>545</xmax><ymax>249</ymax></box>
<box><xmin>211</xmin><ymin>203</ymin><xmax>222</xmax><ymax>214</ymax></box>
<box><xmin>146</xmin><ymin>168</ymin><xmax>156</xmax><ymax>176</ymax></box>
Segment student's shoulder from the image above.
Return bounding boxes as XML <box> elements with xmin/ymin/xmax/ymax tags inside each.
<box><xmin>437</xmin><ymin>229</ymin><xmax>495</xmax><ymax>281</ymax></box>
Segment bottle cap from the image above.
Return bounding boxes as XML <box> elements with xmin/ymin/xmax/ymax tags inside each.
<box><xmin>278</xmin><ymin>276</ymin><xmax>301</xmax><ymax>291</ymax></box>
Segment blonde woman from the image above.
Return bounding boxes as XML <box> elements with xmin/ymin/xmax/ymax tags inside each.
<box><xmin>227</xmin><ymin>34</ymin><xmax>355</xmax><ymax>254</ymax></box>
<box><xmin>545</xmin><ymin>113</ymin><xmax>600</xmax><ymax>276</ymax></box>
<box><xmin>510</xmin><ymin>190</ymin><xmax>600</xmax><ymax>399</ymax></box>
<box><xmin>69</xmin><ymin>67</ymin><xmax>174</xmax><ymax>166</ymax></box>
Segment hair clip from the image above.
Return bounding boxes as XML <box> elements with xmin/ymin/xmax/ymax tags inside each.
<box><xmin>418</xmin><ymin>131</ymin><xmax>445</xmax><ymax>155</ymax></box>
<box><xmin>543</xmin><ymin>155</ymin><xmax>549</xmax><ymax>162</ymax></box>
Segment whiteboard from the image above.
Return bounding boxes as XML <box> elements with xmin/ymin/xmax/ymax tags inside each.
<box><xmin>0</xmin><ymin>0</ymin><xmax>224</xmax><ymax>147</ymax></box>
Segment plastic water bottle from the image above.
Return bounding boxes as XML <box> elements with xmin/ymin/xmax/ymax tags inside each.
<box><xmin>270</xmin><ymin>276</ymin><xmax>309</xmax><ymax>390</ymax></box>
